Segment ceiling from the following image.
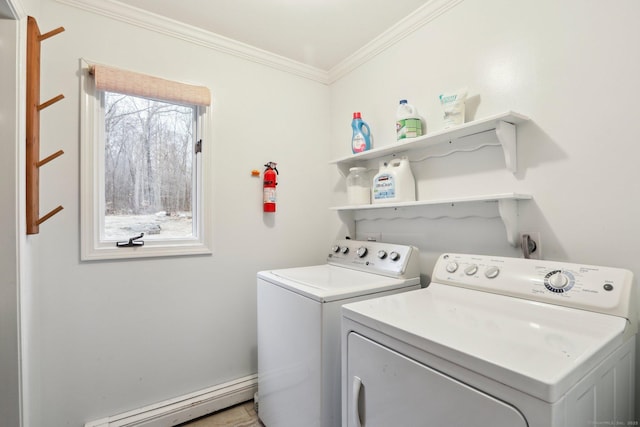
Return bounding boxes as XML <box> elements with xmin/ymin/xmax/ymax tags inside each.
<box><xmin>115</xmin><ymin>0</ymin><xmax>431</xmax><ymax>71</ymax></box>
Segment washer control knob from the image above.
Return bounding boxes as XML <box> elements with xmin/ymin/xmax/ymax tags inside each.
<box><xmin>341</xmin><ymin>246</ymin><xmax>349</xmax><ymax>254</ymax></box>
<box><xmin>485</xmin><ymin>266</ymin><xmax>500</xmax><ymax>279</ymax></box>
<box><xmin>464</xmin><ymin>264</ymin><xmax>478</xmax><ymax>276</ymax></box>
<box><xmin>446</xmin><ymin>262</ymin><xmax>458</xmax><ymax>273</ymax></box>
<box><xmin>377</xmin><ymin>250</ymin><xmax>388</xmax><ymax>259</ymax></box>
<box><xmin>356</xmin><ymin>247</ymin><xmax>368</xmax><ymax>258</ymax></box>
<box><xmin>389</xmin><ymin>251</ymin><xmax>401</xmax><ymax>261</ymax></box>
<box><xmin>549</xmin><ymin>272</ymin><xmax>569</xmax><ymax>289</ymax></box>
<box><xmin>331</xmin><ymin>245</ymin><xmax>340</xmax><ymax>253</ymax></box>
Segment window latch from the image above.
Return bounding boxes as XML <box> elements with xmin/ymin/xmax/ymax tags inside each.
<box><xmin>116</xmin><ymin>232</ymin><xmax>144</xmax><ymax>248</ymax></box>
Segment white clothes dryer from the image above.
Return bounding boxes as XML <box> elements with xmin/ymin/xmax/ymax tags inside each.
<box><xmin>342</xmin><ymin>253</ymin><xmax>638</xmax><ymax>427</ymax></box>
<box><xmin>257</xmin><ymin>239</ymin><xmax>421</xmax><ymax>427</ymax></box>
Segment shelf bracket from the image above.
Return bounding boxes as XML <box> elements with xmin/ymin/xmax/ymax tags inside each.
<box><xmin>337</xmin><ymin>210</ymin><xmax>356</xmax><ymax>239</ymax></box>
<box><xmin>495</xmin><ymin>120</ymin><xmax>517</xmax><ymax>173</ymax></box>
<box><xmin>498</xmin><ymin>198</ymin><xmax>519</xmax><ymax>246</ymax></box>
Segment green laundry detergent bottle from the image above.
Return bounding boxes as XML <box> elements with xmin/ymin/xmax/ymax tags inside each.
<box><xmin>396</xmin><ymin>100</ymin><xmax>423</xmax><ymax>140</ymax></box>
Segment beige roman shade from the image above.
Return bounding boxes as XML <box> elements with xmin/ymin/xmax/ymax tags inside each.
<box><xmin>89</xmin><ymin>64</ymin><xmax>211</xmax><ymax>107</ymax></box>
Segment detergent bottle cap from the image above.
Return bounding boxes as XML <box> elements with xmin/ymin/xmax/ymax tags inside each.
<box><xmin>399</xmin><ymin>99</ymin><xmax>408</xmax><ymax>105</ymax></box>
<box><xmin>353</xmin><ymin>112</ymin><xmax>362</xmax><ymax>119</ymax></box>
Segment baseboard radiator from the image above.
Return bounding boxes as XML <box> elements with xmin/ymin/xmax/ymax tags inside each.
<box><xmin>85</xmin><ymin>374</ymin><xmax>258</xmax><ymax>427</ymax></box>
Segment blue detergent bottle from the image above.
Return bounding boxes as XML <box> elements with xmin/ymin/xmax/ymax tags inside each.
<box><xmin>351</xmin><ymin>112</ymin><xmax>372</xmax><ymax>153</ymax></box>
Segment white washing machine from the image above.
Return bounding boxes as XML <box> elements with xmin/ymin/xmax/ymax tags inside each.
<box><xmin>257</xmin><ymin>239</ymin><xmax>421</xmax><ymax>427</ymax></box>
<box><xmin>342</xmin><ymin>253</ymin><xmax>638</xmax><ymax>427</ymax></box>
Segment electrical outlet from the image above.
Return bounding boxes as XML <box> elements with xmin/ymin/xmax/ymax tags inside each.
<box><xmin>358</xmin><ymin>232</ymin><xmax>381</xmax><ymax>242</ymax></box>
<box><xmin>521</xmin><ymin>232</ymin><xmax>541</xmax><ymax>259</ymax></box>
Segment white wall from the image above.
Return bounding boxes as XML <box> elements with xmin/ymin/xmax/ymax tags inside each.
<box><xmin>330</xmin><ymin>0</ymin><xmax>640</xmax><ymax>416</ymax></box>
<box><xmin>13</xmin><ymin>0</ymin><xmax>640</xmax><ymax>424</ymax></box>
<box><xmin>22</xmin><ymin>1</ymin><xmax>332</xmax><ymax>425</ymax></box>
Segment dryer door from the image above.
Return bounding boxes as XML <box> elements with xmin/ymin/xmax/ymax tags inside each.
<box><xmin>346</xmin><ymin>333</ymin><xmax>527</xmax><ymax>427</ymax></box>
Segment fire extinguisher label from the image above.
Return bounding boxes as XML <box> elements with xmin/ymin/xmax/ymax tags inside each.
<box><xmin>263</xmin><ymin>188</ymin><xmax>276</xmax><ymax>203</ymax></box>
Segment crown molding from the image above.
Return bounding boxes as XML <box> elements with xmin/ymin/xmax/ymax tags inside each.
<box><xmin>327</xmin><ymin>0</ymin><xmax>464</xmax><ymax>83</ymax></box>
<box><xmin>56</xmin><ymin>0</ymin><xmax>463</xmax><ymax>85</ymax></box>
<box><xmin>55</xmin><ymin>0</ymin><xmax>331</xmax><ymax>84</ymax></box>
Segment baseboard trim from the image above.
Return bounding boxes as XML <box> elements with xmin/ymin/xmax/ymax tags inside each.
<box><xmin>85</xmin><ymin>374</ymin><xmax>258</xmax><ymax>427</ymax></box>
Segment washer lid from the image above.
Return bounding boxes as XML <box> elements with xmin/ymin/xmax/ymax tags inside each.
<box><xmin>258</xmin><ymin>265</ymin><xmax>419</xmax><ymax>302</ymax></box>
<box><xmin>341</xmin><ymin>283</ymin><xmax>628</xmax><ymax>403</ymax></box>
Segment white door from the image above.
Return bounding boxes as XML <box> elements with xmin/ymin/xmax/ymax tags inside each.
<box><xmin>346</xmin><ymin>333</ymin><xmax>528</xmax><ymax>427</ymax></box>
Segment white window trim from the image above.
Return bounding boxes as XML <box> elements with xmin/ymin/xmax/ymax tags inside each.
<box><xmin>80</xmin><ymin>59</ymin><xmax>212</xmax><ymax>260</ymax></box>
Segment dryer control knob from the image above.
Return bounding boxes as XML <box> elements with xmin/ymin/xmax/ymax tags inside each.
<box><xmin>464</xmin><ymin>265</ymin><xmax>478</xmax><ymax>276</ymax></box>
<box><xmin>485</xmin><ymin>266</ymin><xmax>500</xmax><ymax>279</ymax></box>
<box><xmin>377</xmin><ymin>250</ymin><xmax>387</xmax><ymax>259</ymax></box>
<box><xmin>356</xmin><ymin>247</ymin><xmax>368</xmax><ymax>258</ymax></box>
<box><xmin>389</xmin><ymin>251</ymin><xmax>401</xmax><ymax>261</ymax></box>
<box><xmin>446</xmin><ymin>262</ymin><xmax>458</xmax><ymax>273</ymax></box>
<box><xmin>331</xmin><ymin>245</ymin><xmax>340</xmax><ymax>253</ymax></box>
<box><xmin>341</xmin><ymin>246</ymin><xmax>349</xmax><ymax>254</ymax></box>
<box><xmin>549</xmin><ymin>272</ymin><xmax>569</xmax><ymax>289</ymax></box>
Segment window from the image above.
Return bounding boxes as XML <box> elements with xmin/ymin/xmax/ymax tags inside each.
<box><xmin>81</xmin><ymin>61</ymin><xmax>212</xmax><ymax>260</ymax></box>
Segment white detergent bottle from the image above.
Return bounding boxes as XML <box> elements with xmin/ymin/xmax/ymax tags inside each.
<box><xmin>396</xmin><ymin>100</ymin><xmax>423</xmax><ymax>140</ymax></box>
<box><xmin>372</xmin><ymin>157</ymin><xmax>416</xmax><ymax>204</ymax></box>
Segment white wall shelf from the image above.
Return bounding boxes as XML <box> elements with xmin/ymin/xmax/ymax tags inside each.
<box><xmin>330</xmin><ymin>111</ymin><xmax>532</xmax><ymax>247</ymax></box>
<box><xmin>330</xmin><ymin>111</ymin><xmax>529</xmax><ymax>176</ymax></box>
<box><xmin>331</xmin><ymin>193</ymin><xmax>532</xmax><ymax>247</ymax></box>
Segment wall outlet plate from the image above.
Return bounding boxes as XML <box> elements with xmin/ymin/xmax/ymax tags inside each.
<box><xmin>358</xmin><ymin>232</ymin><xmax>381</xmax><ymax>242</ymax></box>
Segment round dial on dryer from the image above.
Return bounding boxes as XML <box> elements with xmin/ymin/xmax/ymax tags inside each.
<box><xmin>377</xmin><ymin>250</ymin><xmax>387</xmax><ymax>259</ymax></box>
<box><xmin>464</xmin><ymin>265</ymin><xmax>478</xmax><ymax>276</ymax></box>
<box><xmin>446</xmin><ymin>262</ymin><xmax>458</xmax><ymax>273</ymax></box>
<box><xmin>484</xmin><ymin>266</ymin><xmax>500</xmax><ymax>279</ymax></box>
<box><xmin>331</xmin><ymin>245</ymin><xmax>340</xmax><ymax>253</ymax></box>
<box><xmin>389</xmin><ymin>251</ymin><xmax>401</xmax><ymax>261</ymax></box>
<box><xmin>356</xmin><ymin>247</ymin><xmax>368</xmax><ymax>258</ymax></box>
<box><xmin>340</xmin><ymin>246</ymin><xmax>349</xmax><ymax>254</ymax></box>
<box><xmin>544</xmin><ymin>270</ymin><xmax>575</xmax><ymax>293</ymax></box>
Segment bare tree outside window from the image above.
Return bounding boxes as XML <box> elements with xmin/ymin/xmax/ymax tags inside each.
<box><xmin>102</xmin><ymin>92</ymin><xmax>196</xmax><ymax>240</ymax></box>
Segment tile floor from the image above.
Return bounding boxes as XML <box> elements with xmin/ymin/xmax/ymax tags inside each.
<box><xmin>179</xmin><ymin>400</ymin><xmax>263</xmax><ymax>427</ymax></box>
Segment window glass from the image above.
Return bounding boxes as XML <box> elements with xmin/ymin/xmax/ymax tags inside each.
<box><xmin>102</xmin><ymin>92</ymin><xmax>196</xmax><ymax>241</ymax></box>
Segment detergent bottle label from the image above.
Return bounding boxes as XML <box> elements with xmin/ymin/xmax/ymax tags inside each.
<box><xmin>396</xmin><ymin>118</ymin><xmax>423</xmax><ymax>140</ymax></box>
<box><xmin>352</xmin><ymin>133</ymin><xmax>366</xmax><ymax>153</ymax></box>
<box><xmin>373</xmin><ymin>174</ymin><xmax>395</xmax><ymax>200</ymax></box>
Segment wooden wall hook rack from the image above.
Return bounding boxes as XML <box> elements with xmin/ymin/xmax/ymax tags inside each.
<box><xmin>26</xmin><ymin>16</ymin><xmax>65</xmax><ymax>235</ymax></box>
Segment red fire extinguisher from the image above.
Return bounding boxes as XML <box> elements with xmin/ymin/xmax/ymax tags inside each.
<box><xmin>263</xmin><ymin>162</ymin><xmax>278</xmax><ymax>212</ymax></box>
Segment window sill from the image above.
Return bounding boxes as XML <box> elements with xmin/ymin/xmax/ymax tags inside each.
<box><xmin>81</xmin><ymin>240</ymin><xmax>212</xmax><ymax>261</ymax></box>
